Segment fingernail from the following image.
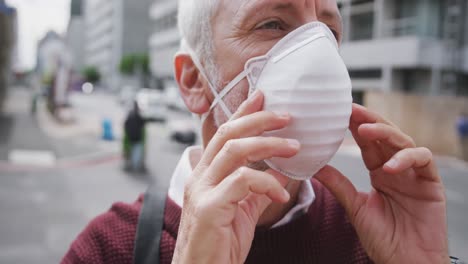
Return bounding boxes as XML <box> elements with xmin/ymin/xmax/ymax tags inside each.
<box><xmin>385</xmin><ymin>158</ymin><xmax>399</xmax><ymax>169</ymax></box>
<box><xmin>274</xmin><ymin>111</ymin><xmax>290</xmax><ymax>119</ymax></box>
<box><xmin>282</xmin><ymin>189</ymin><xmax>290</xmax><ymax>201</ymax></box>
<box><xmin>286</xmin><ymin>139</ymin><xmax>301</xmax><ymax>149</ymax></box>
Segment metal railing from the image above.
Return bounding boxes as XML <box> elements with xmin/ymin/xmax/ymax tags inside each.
<box><xmin>383</xmin><ymin>17</ymin><xmax>419</xmax><ymax>37</ymax></box>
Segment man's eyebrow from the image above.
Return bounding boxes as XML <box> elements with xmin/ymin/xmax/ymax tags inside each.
<box><xmin>240</xmin><ymin>0</ymin><xmax>293</xmax><ymax>21</ymax></box>
<box><xmin>239</xmin><ymin>0</ymin><xmax>342</xmax><ymax>25</ymax></box>
<box><xmin>244</xmin><ymin>0</ymin><xmax>291</xmax><ymax>11</ymax></box>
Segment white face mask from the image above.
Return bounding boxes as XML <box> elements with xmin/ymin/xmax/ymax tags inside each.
<box><xmin>186</xmin><ymin>21</ymin><xmax>353</xmax><ymax>180</ymax></box>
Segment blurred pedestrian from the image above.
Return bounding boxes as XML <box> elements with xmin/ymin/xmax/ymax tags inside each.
<box><xmin>30</xmin><ymin>74</ymin><xmax>40</xmax><ymax>115</ymax></box>
<box><xmin>123</xmin><ymin>101</ymin><xmax>146</xmax><ymax>172</ymax></box>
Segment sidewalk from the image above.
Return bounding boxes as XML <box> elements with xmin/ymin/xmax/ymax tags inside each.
<box><xmin>0</xmin><ymin>87</ymin><xmax>55</xmax><ymax>166</ymax></box>
<box><xmin>0</xmin><ymin>88</ymin><xmax>148</xmax><ymax>264</ymax></box>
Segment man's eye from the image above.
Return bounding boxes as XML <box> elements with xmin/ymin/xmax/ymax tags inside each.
<box><xmin>256</xmin><ymin>20</ymin><xmax>284</xmax><ymax>31</ymax></box>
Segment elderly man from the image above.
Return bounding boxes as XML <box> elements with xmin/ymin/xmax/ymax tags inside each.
<box><xmin>62</xmin><ymin>0</ymin><xmax>450</xmax><ymax>263</ymax></box>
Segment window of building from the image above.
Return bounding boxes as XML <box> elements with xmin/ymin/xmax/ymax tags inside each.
<box><xmin>440</xmin><ymin>0</ymin><xmax>466</xmax><ymax>45</ymax></box>
<box><xmin>154</xmin><ymin>10</ymin><xmax>177</xmax><ymax>34</ymax></box>
<box><xmin>456</xmin><ymin>74</ymin><xmax>468</xmax><ymax>96</ymax></box>
<box><xmin>349</xmin><ymin>69</ymin><xmax>382</xmax><ymax>79</ymax></box>
<box><xmin>395</xmin><ymin>68</ymin><xmax>432</xmax><ymax>94</ymax></box>
<box><xmin>349</xmin><ymin>0</ymin><xmax>375</xmax><ymax>41</ymax></box>
<box><xmin>352</xmin><ymin>91</ymin><xmax>365</xmax><ymax>105</ymax></box>
<box><xmin>390</xmin><ymin>0</ymin><xmax>444</xmax><ymax>39</ymax></box>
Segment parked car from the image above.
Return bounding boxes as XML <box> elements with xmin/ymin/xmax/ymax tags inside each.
<box><xmin>136</xmin><ymin>89</ymin><xmax>167</xmax><ymax>122</ymax></box>
<box><xmin>168</xmin><ymin>118</ymin><xmax>198</xmax><ymax>145</ymax></box>
<box><xmin>164</xmin><ymin>86</ymin><xmax>187</xmax><ymax>111</ymax></box>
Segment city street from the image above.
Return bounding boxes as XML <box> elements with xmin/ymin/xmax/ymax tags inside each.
<box><xmin>0</xmin><ymin>87</ymin><xmax>467</xmax><ymax>263</ymax></box>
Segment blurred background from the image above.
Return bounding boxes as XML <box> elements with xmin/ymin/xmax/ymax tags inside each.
<box><xmin>0</xmin><ymin>0</ymin><xmax>467</xmax><ymax>263</ymax></box>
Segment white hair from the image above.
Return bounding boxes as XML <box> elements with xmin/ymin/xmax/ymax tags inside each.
<box><xmin>178</xmin><ymin>0</ymin><xmax>220</xmax><ymax>86</ymax></box>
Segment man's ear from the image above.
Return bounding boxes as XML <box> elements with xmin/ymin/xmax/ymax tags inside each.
<box><xmin>174</xmin><ymin>53</ymin><xmax>210</xmax><ymax>115</ymax></box>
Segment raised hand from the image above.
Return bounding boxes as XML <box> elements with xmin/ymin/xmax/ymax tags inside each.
<box><xmin>315</xmin><ymin>104</ymin><xmax>449</xmax><ymax>264</ymax></box>
<box><xmin>172</xmin><ymin>91</ymin><xmax>298</xmax><ymax>264</ymax></box>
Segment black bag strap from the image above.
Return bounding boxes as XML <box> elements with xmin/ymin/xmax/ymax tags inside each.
<box><xmin>133</xmin><ymin>183</ymin><xmax>168</xmax><ymax>264</ymax></box>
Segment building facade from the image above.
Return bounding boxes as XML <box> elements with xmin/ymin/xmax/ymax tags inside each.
<box><xmin>67</xmin><ymin>0</ymin><xmax>85</xmax><ymax>74</ymax></box>
<box><xmin>36</xmin><ymin>31</ymin><xmax>72</xmax><ymax>103</ymax></box>
<box><xmin>84</xmin><ymin>0</ymin><xmax>153</xmax><ymax>90</ymax></box>
<box><xmin>148</xmin><ymin>0</ymin><xmax>178</xmax><ymax>89</ymax></box>
<box><xmin>36</xmin><ymin>31</ymin><xmax>66</xmax><ymax>79</ymax></box>
<box><xmin>148</xmin><ymin>0</ymin><xmax>468</xmax><ymax>99</ymax></box>
<box><xmin>0</xmin><ymin>0</ymin><xmax>16</xmax><ymax>111</ymax></box>
<box><xmin>338</xmin><ymin>0</ymin><xmax>468</xmax><ymax>100</ymax></box>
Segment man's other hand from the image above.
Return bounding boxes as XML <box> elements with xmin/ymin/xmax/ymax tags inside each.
<box><xmin>315</xmin><ymin>104</ymin><xmax>449</xmax><ymax>264</ymax></box>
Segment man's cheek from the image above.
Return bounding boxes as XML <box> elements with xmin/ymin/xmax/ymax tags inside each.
<box><xmin>214</xmin><ymin>107</ymin><xmax>229</xmax><ymax>127</ymax></box>
<box><xmin>229</xmin><ymin>82</ymin><xmax>250</xmax><ymax>112</ymax></box>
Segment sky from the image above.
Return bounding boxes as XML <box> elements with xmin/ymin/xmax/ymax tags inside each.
<box><xmin>6</xmin><ymin>0</ymin><xmax>71</xmax><ymax>71</ymax></box>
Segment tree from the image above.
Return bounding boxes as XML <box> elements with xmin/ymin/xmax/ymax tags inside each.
<box><xmin>119</xmin><ymin>55</ymin><xmax>136</xmax><ymax>76</ymax></box>
<box><xmin>119</xmin><ymin>53</ymin><xmax>149</xmax><ymax>76</ymax></box>
<box><xmin>82</xmin><ymin>66</ymin><xmax>101</xmax><ymax>84</ymax></box>
<box><xmin>119</xmin><ymin>53</ymin><xmax>150</xmax><ymax>87</ymax></box>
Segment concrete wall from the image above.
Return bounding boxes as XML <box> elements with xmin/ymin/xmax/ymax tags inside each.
<box><xmin>149</xmin><ymin>0</ymin><xmax>179</xmax><ymax>81</ymax></box>
<box><xmin>149</xmin><ymin>28</ymin><xmax>179</xmax><ymax>79</ymax></box>
<box><xmin>340</xmin><ymin>36</ymin><xmax>451</xmax><ymax>70</ymax></box>
<box><xmin>365</xmin><ymin>91</ymin><xmax>468</xmax><ymax>158</ymax></box>
<box><xmin>67</xmin><ymin>18</ymin><xmax>85</xmax><ymax>72</ymax></box>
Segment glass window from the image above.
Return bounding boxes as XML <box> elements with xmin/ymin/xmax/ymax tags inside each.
<box><xmin>350</xmin><ymin>12</ymin><xmax>374</xmax><ymax>40</ymax></box>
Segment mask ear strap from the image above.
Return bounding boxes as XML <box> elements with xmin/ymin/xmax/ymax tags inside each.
<box><xmin>184</xmin><ymin>42</ymin><xmax>233</xmax><ymax>118</ymax></box>
<box><xmin>209</xmin><ymin>69</ymin><xmax>250</xmax><ymax>113</ymax></box>
<box><xmin>199</xmin><ymin>69</ymin><xmax>250</xmax><ymax>125</ymax></box>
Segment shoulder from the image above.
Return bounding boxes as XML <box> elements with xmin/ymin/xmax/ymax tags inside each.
<box><xmin>61</xmin><ymin>195</ymin><xmax>144</xmax><ymax>264</ymax></box>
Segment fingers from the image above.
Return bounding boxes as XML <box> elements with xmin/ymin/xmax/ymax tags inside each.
<box><xmin>351</xmin><ymin>103</ymin><xmax>394</xmax><ymax>127</ymax></box>
<box><xmin>350</xmin><ymin>104</ymin><xmax>416</xmax><ymax>170</ymax></box>
<box><xmin>358</xmin><ymin>123</ymin><xmax>416</xmax><ymax>149</ymax></box>
<box><xmin>229</xmin><ymin>90</ymin><xmax>264</xmax><ymax>120</ymax></box>
<box><xmin>205</xmin><ymin>137</ymin><xmax>300</xmax><ymax>185</ymax></box>
<box><xmin>350</xmin><ymin>104</ymin><xmax>395</xmax><ymax>149</ymax></box>
<box><xmin>201</xmin><ymin>111</ymin><xmax>292</xmax><ymax>166</ymax></box>
<box><xmin>213</xmin><ymin>167</ymin><xmax>290</xmax><ymax>206</ymax></box>
<box><xmin>383</xmin><ymin>147</ymin><xmax>440</xmax><ymax>182</ymax></box>
<box><xmin>314</xmin><ymin>165</ymin><xmax>363</xmax><ymax>222</ymax></box>
<box><xmin>240</xmin><ymin>169</ymin><xmax>291</xmax><ymax>220</ymax></box>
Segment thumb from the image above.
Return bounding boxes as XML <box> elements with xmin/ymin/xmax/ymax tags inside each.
<box><xmin>314</xmin><ymin>165</ymin><xmax>361</xmax><ymax>222</ymax></box>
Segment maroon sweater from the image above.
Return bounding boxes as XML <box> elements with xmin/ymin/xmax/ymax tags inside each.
<box><xmin>62</xmin><ymin>179</ymin><xmax>372</xmax><ymax>264</ymax></box>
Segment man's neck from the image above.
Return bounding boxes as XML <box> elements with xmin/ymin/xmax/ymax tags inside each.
<box><xmin>257</xmin><ymin>179</ymin><xmax>302</xmax><ymax>227</ymax></box>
